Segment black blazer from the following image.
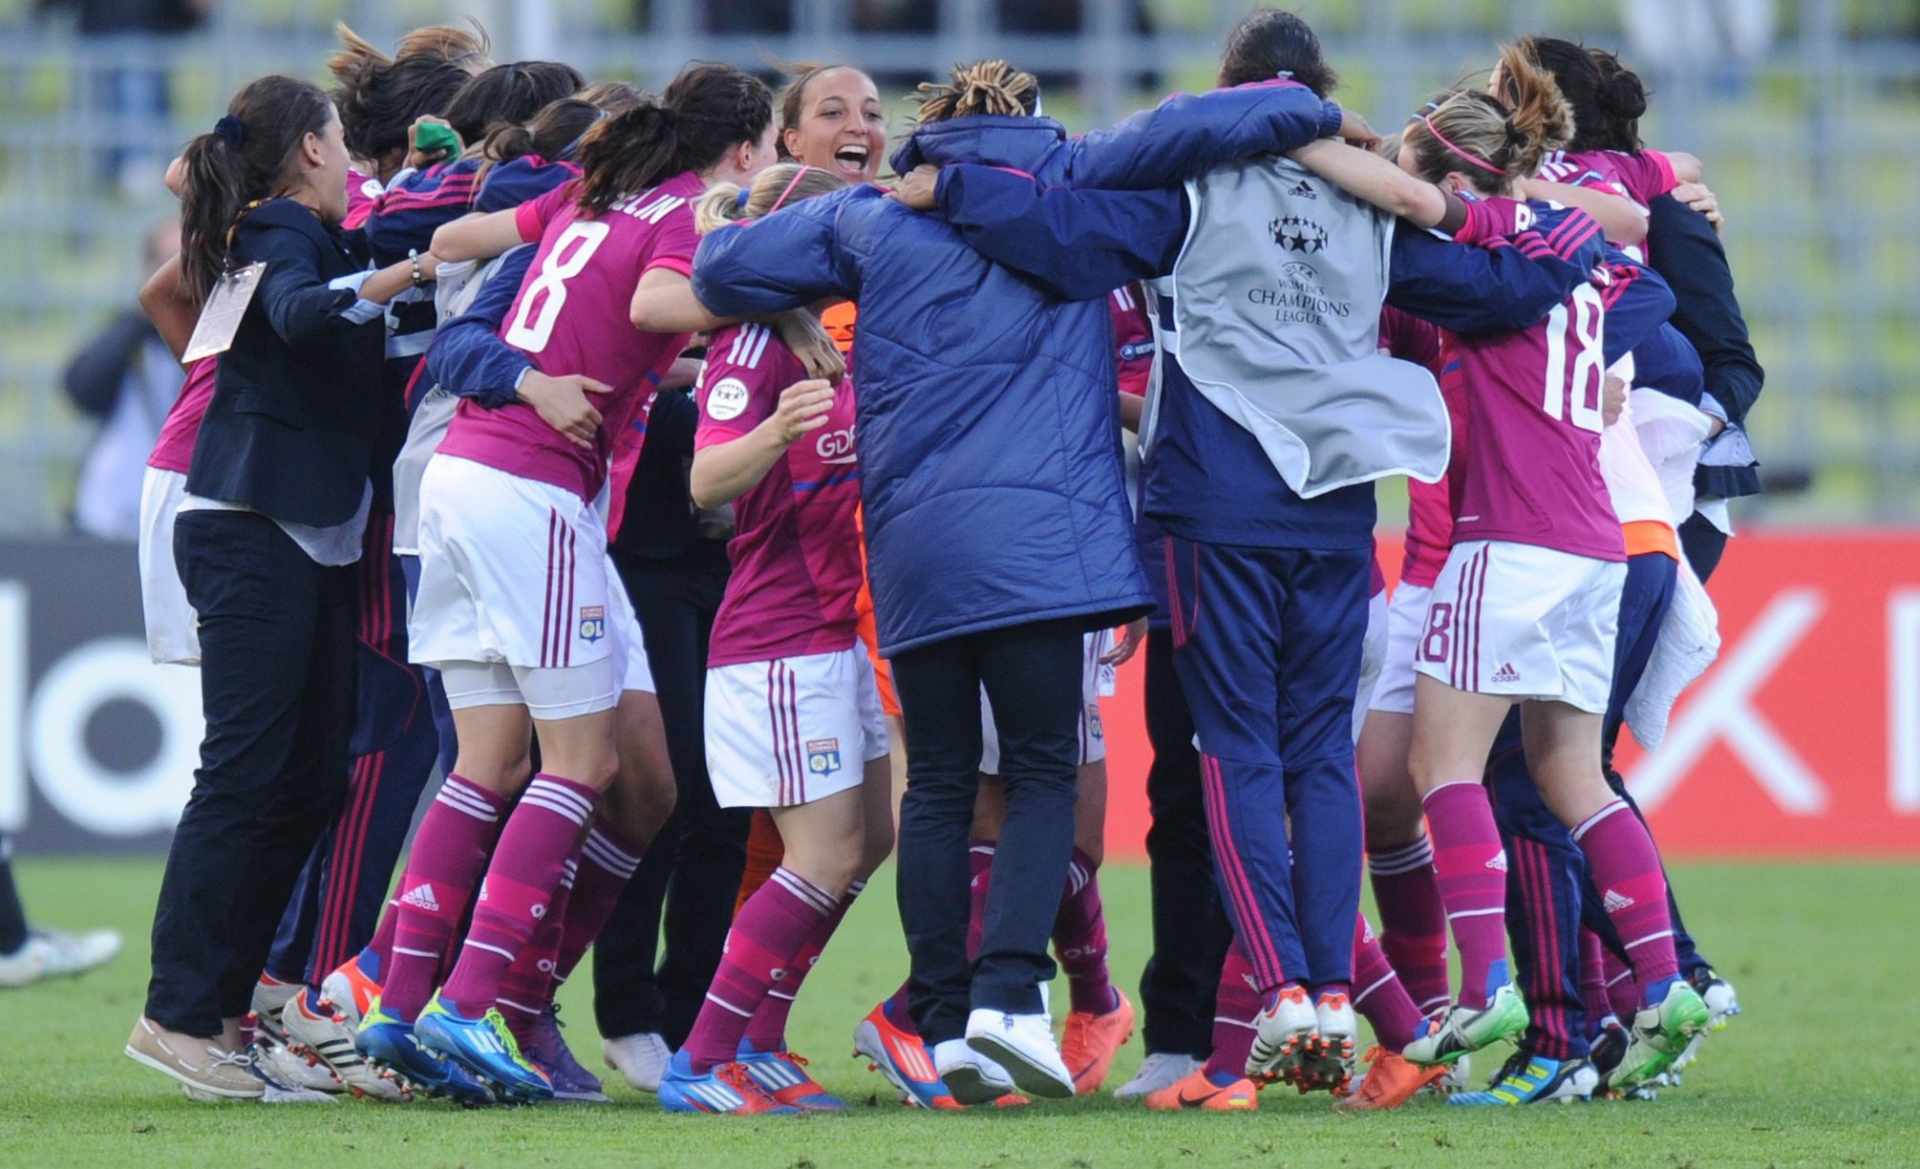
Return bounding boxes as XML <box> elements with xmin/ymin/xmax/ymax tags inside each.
<box><xmin>186</xmin><ymin>198</ymin><xmax>386</xmax><ymax>528</ymax></box>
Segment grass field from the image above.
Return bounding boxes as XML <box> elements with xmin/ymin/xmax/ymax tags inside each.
<box><xmin>2</xmin><ymin>858</ymin><xmax>1916</xmax><ymax>1167</ymax></box>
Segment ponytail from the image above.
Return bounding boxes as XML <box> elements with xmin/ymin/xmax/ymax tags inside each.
<box><xmin>1588</xmin><ymin>48</ymin><xmax>1650</xmax><ymax>153</ymax></box>
<box><xmin>1515</xmin><ymin>36</ymin><xmax>1648</xmax><ymax>154</ymax></box>
<box><xmin>913</xmin><ymin>59</ymin><xmax>1039</xmax><ymax>124</ymax></box>
<box><xmin>329</xmin><ymin>20</ymin><xmax>490</xmax><ymax>166</ymax></box>
<box><xmin>476</xmin><ymin>96</ymin><xmax>604</xmax><ymax>186</ymax></box>
<box><xmin>573</xmin><ymin>62</ymin><xmax>772</xmax><ymax>215</ymax></box>
<box><xmin>1404</xmin><ymin>43</ymin><xmax>1571</xmax><ymax>195</ymax></box>
<box><xmin>695</xmin><ymin>162</ymin><xmax>847</xmax><ymax>234</ymax></box>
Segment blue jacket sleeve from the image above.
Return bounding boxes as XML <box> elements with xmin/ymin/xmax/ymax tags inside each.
<box><xmin>1629</xmin><ymin>323</ymin><xmax>1705</xmax><ymax>406</ymax></box>
<box><xmin>1598</xmin><ymin>250</ymin><xmax>1677</xmax><ymax>366</ymax></box>
<box><xmin>933</xmin><ymin>165</ymin><xmax>1187</xmax><ymax>301</ymax></box>
<box><xmin>1387</xmin><ymin>228</ymin><xmax>1589</xmax><ymax>337</ymax></box>
<box><xmin>691</xmin><ymin>189</ymin><xmax>860</xmax><ymax>317</ymax></box>
<box><xmin>423</xmin><ymin>247</ymin><xmax>536</xmax><ymax>409</ymax></box>
<box><xmin>1645</xmin><ymin>194</ymin><xmax>1763</xmax><ymax>424</ymax></box>
<box><xmin>1058</xmin><ymin>83</ymin><xmax>1344</xmax><ymax>190</ymax></box>
<box><xmin>238</xmin><ymin>216</ymin><xmax>364</xmax><ymax>350</ymax></box>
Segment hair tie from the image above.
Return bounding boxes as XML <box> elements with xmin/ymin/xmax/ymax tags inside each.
<box><xmin>1421</xmin><ymin>113</ymin><xmax>1506</xmax><ymax>177</ymax></box>
<box><xmin>214</xmin><ymin>114</ymin><xmax>245</xmax><ymax>151</ymax></box>
<box><xmin>736</xmin><ymin>185</ymin><xmax>752</xmax><ymax>208</ymax></box>
<box><xmin>1275</xmin><ymin>70</ymin><xmax>1294</xmax><ymax>80</ymax></box>
<box><xmin>767</xmin><ymin>165</ymin><xmax>812</xmax><ymax>215</ymax></box>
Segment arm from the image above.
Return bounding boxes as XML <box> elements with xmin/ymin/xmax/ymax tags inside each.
<box><xmin>424</xmin><ymin>247</ymin><xmax>538</xmax><ymax>407</ymax></box>
<box><xmin>1289</xmin><ymin>139</ymin><xmax>1457</xmax><ymax>229</ymax></box>
<box><xmin>632</xmin><ymin>267</ymin><xmax>732</xmax><ymax>333</ymax></box>
<box><xmin>432</xmin><ymin>206</ymin><xmax>527</xmax><ymax>263</ymax></box>
<box><xmin>1664</xmin><ymin>151</ymin><xmax>1704</xmax><ymax>184</ymax></box>
<box><xmin>1597</xmin><ymin>251</ymin><xmax>1677</xmax><ymax>366</ymax></box>
<box><xmin>63</xmin><ymin>311</ymin><xmax>151</xmax><ymax>417</ymax></box>
<box><xmin>689</xmin><ymin>378</ymin><xmax>834</xmax><ymax>510</ymax></box>
<box><xmin>1118</xmin><ymin>391</ymin><xmax>1145</xmax><ymax>432</ymax></box>
<box><xmin>1060</xmin><ymin>83</ymin><xmax>1350</xmax><ymax>190</ymax></box>
<box><xmin>245</xmin><ymin>221</ymin><xmax>386</xmax><ymax>349</ymax></box>
<box><xmin>1644</xmin><ymin>193</ymin><xmax>1762</xmax><ymax>424</ymax></box>
<box><xmin>1516</xmin><ymin>176</ymin><xmax>1649</xmax><ymax>245</ymax></box>
<box><xmin>691</xmin><ymin>191</ymin><xmax>859</xmax><ymax>319</ymax></box>
<box><xmin>139</xmin><ymin>254</ymin><xmax>198</xmax><ymax>359</ymax></box>
<box><xmin>1387</xmin><ymin>228</ymin><xmax>1592</xmax><ymax>336</ymax></box>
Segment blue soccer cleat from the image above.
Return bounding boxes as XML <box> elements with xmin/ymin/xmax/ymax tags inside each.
<box><xmin>659</xmin><ymin>1050</ymin><xmax>800</xmax><ymax>1115</ymax></box>
<box><xmin>738</xmin><ymin>1039</ymin><xmax>847</xmax><ymax>1111</ymax></box>
<box><xmin>414</xmin><ymin>995</ymin><xmax>553</xmax><ymax>1104</ymax></box>
<box><xmin>356</xmin><ymin>998</ymin><xmax>493</xmax><ymax>1106</ymax></box>
<box><xmin>1449</xmin><ymin>1049</ymin><xmax>1597</xmax><ymax>1105</ymax></box>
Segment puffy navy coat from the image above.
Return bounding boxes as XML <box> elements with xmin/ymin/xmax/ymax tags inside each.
<box><xmin>692</xmin><ymin>86</ymin><xmax>1342</xmax><ymax>655</ymax></box>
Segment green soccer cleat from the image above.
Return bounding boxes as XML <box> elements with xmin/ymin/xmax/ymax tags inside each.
<box><xmin>1606</xmin><ymin>981</ymin><xmax>1711</xmax><ymax>1093</ymax></box>
<box><xmin>1404</xmin><ymin>979</ymin><xmax>1529</xmax><ymax>1068</ymax></box>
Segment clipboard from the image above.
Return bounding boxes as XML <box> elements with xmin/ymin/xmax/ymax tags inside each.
<box><xmin>182</xmin><ymin>262</ymin><xmax>267</xmax><ymax>363</ymax></box>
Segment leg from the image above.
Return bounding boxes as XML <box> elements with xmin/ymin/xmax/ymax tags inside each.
<box><xmin>0</xmin><ymin>838</ymin><xmax>26</xmax><ymax>955</ymax></box>
<box><xmin>1359</xmin><ymin>709</ymin><xmax>1450</xmax><ymax>1013</ymax></box>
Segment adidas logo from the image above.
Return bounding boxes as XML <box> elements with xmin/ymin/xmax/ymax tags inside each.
<box><xmin>1486</xmin><ymin>851</ymin><xmax>1509</xmax><ymax>873</ymax></box>
<box><xmin>401</xmin><ymin>883</ymin><xmax>440</xmax><ymax>912</ymax></box>
<box><xmin>1288</xmin><ymin>179</ymin><xmax>1317</xmax><ymax>199</ymax></box>
<box><xmin>1604</xmin><ymin>889</ymin><xmax>1636</xmax><ymax>912</ymax></box>
<box><xmin>1492</xmin><ymin>662</ymin><xmax>1521</xmax><ymax>684</ymax></box>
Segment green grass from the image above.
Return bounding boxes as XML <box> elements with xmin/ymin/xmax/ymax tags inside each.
<box><xmin>1</xmin><ymin>859</ymin><xmax>1917</xmax><ymax>1166</ymax></box>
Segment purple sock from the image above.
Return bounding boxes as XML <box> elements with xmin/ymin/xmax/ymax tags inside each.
<box><xmin>1052</xmin><ymin>848</ymin><xmax>1118</xmax><ymax>1015</ymax></box>
<box><xmin>1203</xmin><ymin>941</ymin><xmax>1260</xmax><ymax>1079</ymax></box>
<box><xmin>1573</xmin><ymin>800</ymin><xmax>1680</xmax><ymax>1006</ymax></box>
<box><xmin>1422</xmin><ymin>782</ymin><xmax>1509</xmax><ymax>1010</ymax></box>
<box><xmin>1367</xmin><ymin>833</ymin><xmax>1452</xmax><ymax>1013</ymax></box>
<box><xmin>965</xmin><ymin>840</ymin><xmax>995</xmax><ymax>961</ymax></box>
<box><xmin>381</xmin><ymin>775</ymin><xmax>509</xmax><ymax>1022</ymax></box>
<box><xmin>1351</xmin><ymin>915</ymin><xmax>1423</xmax><ymax>1054</ymax></box>
<box><xmin>684</xmin><ymin>867</ymin><xmax>836</xmax><ymax>1071</ymax></box>
<box><xmin>745</xmin><ymin>880</ymin><xmax>861</xmax><ymax>1052</ymax></box>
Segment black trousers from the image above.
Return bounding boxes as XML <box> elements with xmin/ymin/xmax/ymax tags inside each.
<box><xmin>1137</xmin><ymin>626</ymin><xmax>1232</xmax><ymax>1058</ymax></box>
<box><xmin>1679</xmin><ymin>511</ymin><xmax>1728</xmax><ymax>584</ymax></box>
<box><xmin>892</xmin><ymin>617</ymin><xmax>1085</xmax><ymax>1044</ymax></box>
<box><xmin>594</xmin><ymin>547</ymin><xmax>750</xmax><ymax>1046</ymax></box>
<box><xmin>147</xmin><ymin>510</ymin><xmax>355</xmax><ymax>1035</ymax></box>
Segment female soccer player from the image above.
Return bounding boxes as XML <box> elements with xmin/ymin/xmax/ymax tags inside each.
<box><xmin>355</xmin><ymin>63</ymin><xmax>775</xmax><ymax>1104</ymax></box>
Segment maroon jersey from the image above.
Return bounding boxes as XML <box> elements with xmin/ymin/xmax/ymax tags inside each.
<box><xmin>147</xmin><ymin>356</ymin><xmax>218</xmax><ymax>475</ymax></box>
<box><xmin>1379</xmin><ymin>307</ymin><xmax>1455</xmax><ymax>588</ymax></box>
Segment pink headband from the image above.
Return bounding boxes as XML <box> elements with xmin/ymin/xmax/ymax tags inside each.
<box><xmin>768</xmin><ymin>165</ymin><xmax>814</xmax><ymax>214</ymax></box>
<box><xmin>1421</xmin><ymin>113</ymin><xmax>1506</xmax><ymax>177</ymax></box>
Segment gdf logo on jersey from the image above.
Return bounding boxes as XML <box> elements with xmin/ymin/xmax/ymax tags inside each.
<box><xmin>705</xmin><ymin>377</ymin><xmax>750</xmax><ymax>422</ymax></box>
<box><xmin>805</xmin><ymin>737</ymin><xmax>842</xmax><ymax>777</ymax></box>
<box><xmin>579</xmin><ymin>605</ymin><xmax>606</xmax><ymax>644</ymax></box>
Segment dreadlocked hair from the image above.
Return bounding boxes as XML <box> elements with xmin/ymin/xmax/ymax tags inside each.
<box><xmin>913</xmin><ymin>60</ymin><xmax>1038</xmax><ymax>124</ymax></box>
<box><xmin>328</xmin><ymin>21</ymin><xmax>487</xmax><ymax>164</ymax></box>
<box><xmin>572</xmin><ymin>62</ymin><xmax>772</xmax><ymax>216</ymax></box>
<box><xmin>1404</xmin><ymin>42</ymin><xmax>1571</xmax><ymax>195</ymax></box>
<box><xmin>695</xmin><ymin>162</ymin><xmax>848</xmax><ymax>234</ymax></box>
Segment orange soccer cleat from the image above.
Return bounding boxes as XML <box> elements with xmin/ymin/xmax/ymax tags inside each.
<box><xmin>1332</xmin><ymin>1046</ymin><xmax>1448</xmax><ymax>1112</ymax></box>
<box><xmin>1145</xmin><ymin>1067</ymin><xmax>1260</xmax><ymax>1112</ymax></box>
<box><xmin>1061</xmin><ymin>989</ymin><xmax>1136</xmax><ymax>1094</ymax></box>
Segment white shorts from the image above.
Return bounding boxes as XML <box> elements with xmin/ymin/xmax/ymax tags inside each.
<box><xmin>1412</xmin><ymin>540</ymin><xmax>1624</xmax><ymax>715</ymax></box>
<box><xmin>1366</xmin><ymin>582</ymin><xmax>1433</xmax><ymax>718</ymax></box>
<box><xmin>1352</xmin><ymin>587</ymin><xmax>1390</xmax><ymax>742</ymax></box>
<box><xmin>705</xmin><ymin>645</ymin><xmax>891</xmax><ymax>808</ymax></box>
<box><xmin>139</xmin><ymin>466</ymin><xmax>199</xmax><ymax>666</ymax></box>
<box><xmin>436</xmin><ymin>571</ymin><xmax>653</xmax><ymax>720</ymax></box>
<box><xmin>980</xmin><ymin>629</ymin><xmax>1110</xmax><ymax>773</ymax></box>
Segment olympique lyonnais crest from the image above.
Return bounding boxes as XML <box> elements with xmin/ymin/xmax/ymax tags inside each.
<box><xmin>806</xmin><ymin>738</ymin><xmax>842</xmax><ymax>776</ymax></box>
<box><xmin>579</xmin><ymin>605</ymin><xmax>606</xmax><ymax>644</ymax></box>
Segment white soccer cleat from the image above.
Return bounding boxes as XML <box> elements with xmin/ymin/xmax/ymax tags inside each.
<box><xmin>250</xmin><ymin>974</ymin><xmax>303</xmax><ymax>1044</ymax></box>
<box><xmin>1246</xmin><ymin>985</ymin><xmax>1318</xmax><ymax>1083</ymax></box>
<box><xmin>1299</xmin><ymin>993</ymin><xmax>1358</xmax><ymax>1092</ymax></box>
<box><xmin>602</xmin><ymin>1032</ymin><xmax>673</xmax><ymax>1093</ymax></box>
<box><xmin>1113</xmin><ymin>1052</ymin><xmax>1203</xmax><ymax>1099</ymax></box>
<box><xmin>281</xmin><ymin>990</ymin><xmax>410</xmax><ymax>1102</ymax></box>
<box><xmin>254</xmin><ymin>1036</ymin><xmax>344</xmax><ymax>1096</ymax></box>
<box><xmin>933</xmin><ymin>1037</ymin><xmax>1017</xmax><ymax>1105</ymax></box>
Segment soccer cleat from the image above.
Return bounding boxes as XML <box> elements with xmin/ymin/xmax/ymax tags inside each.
<box><xmin>125</xmin><ymin>1017</ymin><xmax>265</xmax><ymax>1101</ymax></box>
<box><xmin>854</xmin><ymin>1002</ymin><xmax>959</xmax><ymax>1109</ymax></box>
<box><xmin>1144</xmin><ymin>1067</ymin><xmax>1259</xmax><ymax>1112</ymax></box>
<box><xmin>250</xmin><ymin>974</ymin><xmax>303</xmax><ymax>1044</ymax></box>
<box><xmin>1294</xmin><ymin>993</ymin><xmax>1357</xmax><ymax>1094</ymax></box>
<box><xmin>1449</xmin><ymin>1048</ymin><xmax>1597</xmax><ymax>1106</ymax></box>
<box><xmin>658</xmin><ymin>1051</ymin><xmax>799</xmax><ymax>1115</ymax></box>
<box><xmin>1334</xmin><ymin>1046</ymin><xmax>1446</xmax><ymax>1112</ymax></box>
<box><xmin>0</xmin><ymin>927</ymin><xmax>121</xmax><ymax>988</ymax></box>
<box><xmin>1403</xmin><ymin>980</ymin><xmax>1529</xmax><ymax>1067</ymax></box>
<box><xmin>1689</xmin><ymin>967</ymin><xmax>1741</xmax><ymax>1030</ymax></box>
<box><xmin>604</xmin><ymin>1031</ymin><xmax>672</xmax><ymax>1093</ymax></box>
<box><xmin>1436</xmin><ymin>1052</ymin><xmax>1474</xmax><ymax>1095</ymax></box>
<box><xmin>252</xmin><ymin>1039</ymin><xmax>341</xmax><ymax>1103</ymax></box>
<box><xmin>415</xmin><ymin>996</ymin><xmax>553</xmax><ymax>1104</ymax></box>
<box><xmin>1061</xmin><ymin>989</ymin><xmax>1135</xmax><ymax>1094</ymax></box>
<box><xmin>356</xmin><ymin>999</ymin><xmax>493</xmax><ymax>1106</ymax></box>
<box><xmin>528</xmin><ymin>1005</ymin><xmax>608</xmax><ymax>1103</ymax></box>
<box><xmin>1246</xmin><ymin>985</ymin><xmax>1317</xmax><ymax>1083</ymax></box>
<box><xmin>1606</xmin><ymin>981</ymin><xmax>1710</xmax><ymax>1093</ymax></box>
<box><xmin>281</xmin><ymin>989</ymin><xmax>409</xmax><ymax>1102</ymax></box>
<box><xmin>320</xmin><ymin>954</ymin><xmax>382</xmax><ymax>1030</ymax></box>
<box><xmin>1114</xmin><ymin>1052</ymin><xmax>1204</xmax><ymax>1099</ymax></box>
<box><xmin>965</xmin><ymin>1006</ymin><xmax>1075</xmax><ymax>1099</ymax></box>
<box><xmin>933</xmin><ymin>1037</ymin><xmax>1017</xmax><ymax>1106</ymax></box>
<box><xmin>738</xmin><ymin>1041</ymin><xmax>846</xmax><ymax>1111</ymax></box>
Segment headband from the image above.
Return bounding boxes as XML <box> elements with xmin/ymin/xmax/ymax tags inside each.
<box><xmin>214</xmin><ymin>114</ymin><xmax>245</xmax><ymax>151</ymax></box>
<box><xmin>1421</xmin><ymin>113</ymin><xmax>1506</xmax><ymax>177</ymax></box>
<box><xmin>767</xmin><ymin>165</ymin><xmax>813</xmax><ymax>215</ymax></box>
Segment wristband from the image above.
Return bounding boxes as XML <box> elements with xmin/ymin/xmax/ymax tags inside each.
<box><xmin>409</xmin><ymin>248</ymin><xmax>427</xmax><ymax>288</ymax></box>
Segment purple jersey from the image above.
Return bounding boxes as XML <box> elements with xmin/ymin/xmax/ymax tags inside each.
<box><xmin>1538</xmin><ymin>149</ymin><xmax>1677</xmax><ymax>212</ymax></box>
<box><xmin>696</xmin><ymin>322</ymin><xmax>863</xmax><ymax>669</ymax></box>
<box><xmin>437</xmin><ymin>172</ymin><xmax>702</xmax><ymax>502</ymax></box>
<box><xmin>1441</xmin><ymin>201</ymin><xmax>1626</xmax><ymax>563</ymax></box>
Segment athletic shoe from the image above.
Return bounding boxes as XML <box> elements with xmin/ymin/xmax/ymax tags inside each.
<box><xmin>320</xmin><ymin>955</ymin><xmax>381</xmax><ymax>1030</ymax></box>
<box><xmin>603</xmin><ymin>1032</ymin><xmax>672</xmax><ymax>1094</ymax></box>
<box><xmin>1114</xmin><ymin>1052</ymin><xmax>1204</xmax><ymax>1099</ymax></box>
<box><xmin>1435</xmin><ymin>1053</ymin><xmax>1473</xmax><ymax>1095</ymax></box>
<box><xmin>1403</xmin><ymin>981</ymin><xmax>1528</xmax><ymax>1067</ymax></box>
<box><xmin>281</xmin><ymin>989</ymin><xmax>410</xmax><ymax>1102</ymax></box>
<box><xmin>1668</xmin><ymin>1031</ymin><xmax>1709</xmax><ymax>1080</ymax></box>
<box><xmin>1294</xmin><ymin>993</ymin><xmax>1357</xmax><ymax>1094</ymax></box>
<box><xmin>250</xmin><ymin>974</ymin><xmax>303</xmax><ymax>1044</ymax></box>
<box><xmin>528</xmin><ymin>1005</ymin><xmax>608</xmax><ymax>1103</ymax></box>
<box><xmin>1144</xmin><ymin>1067</ymin><xmax>1258</xmax><ymax>1112</ymax></box>
<box><xmin>1246</xmin><ymin>985</ymin><xmax>1317</xmax><ymax>1083</ymax></box>
<box><xmin>965</xmin><ymin>1006</ymin><xmax>1075</xmax><ymax>1099</ymax></box>
<box><xmin>1333</xmin><ymin>1047</ymin><xmax>1446</xmax><ymax>1112</ymax></box>
<box><xmin>252</xmin><ymin>1040</ymin><xmax>340</xmax><ymax>1103</ymax></box>
<box><xmin>1060</xmin><ymin>989</ymin><xmax>1135</xmax><ymax>1094</ymax></box>
<box><xmin>415</xmin><ymin>996</ymin><xmax>553</xmax><ymax>1104</ymax></box>
<box><xmin>854</xmin><ymin>1003</ymin><xmax>958</xmax><ymax>1109</ymax></box>
<box><xmin>1607</xmin><ymin>981</ymin><xmax>1710</xmax><ymax>1092</ymax></box>
<box><xmin>0</xmin><ymin>927</ymin><xmax>121</xmax><ymax>988</ymax></box>
<box><xmin>1690</xmin><ymin>967</ymin><xmax>1741</xmax><ymax>1030</ymax></box>
<box><xmin>1449</xmin><ymin>1048</ymin><xmax>1597</xmax><ymax>1106</ymax></box>
<box><xmin>356</xmin><ymin>999</ymin><xmax>493</xmax><ymax>1106</ymax></box>
<box><xmin>933</xmin><ymin>1038</ymin><xmax>1016</xmax><ymax>1106</ymax></box>
<box><xmin>125</xmin><ymin>1016</ymin><xmax>265</xmax><ymax>1101</ymax></box>
<box><xmin>738</xmin><ymin>1040</ymin><xmax>846</xmax><ymax>1111</ymax></box>
<box><xmin>658</xmin><ymin>1051</ymin><xmax>799</xmax><ymax>1115</ymax></box>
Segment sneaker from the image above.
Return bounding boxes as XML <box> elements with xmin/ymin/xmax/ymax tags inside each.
<box><xmin>281</xmin><ymin>990</ymin><xmax>410</xmax><ymax>1102</ymax></box>
<box><xmin>1295</xmin><ymin>993</ymin><xmax>1357</xmax><ymax>1094</ymax></box>
<box><xmin>1668</xmin><ymin>1030</ymin><xmax>1709</xmax><ymax>1079</ymax></box>
<box><xmin>964</xmin><ymin>1007</ymin><xmax>1074</xmax><ymax>1099</ymax></box>
<box><xmin>1689</xmin><ymin>967</ymin><xmax>1740</xmax><ymax>1030</ymax></box>
<box><xmin>528</xmin><ymin>1005</ymin><xmax>608</xmax><ymax>1103</ymax></box>
<box><xmin>1334</xmin><ymin>1047</ymin><xmax>1445</xmax><ymax>1111</ymax></box>
<box><xmin>415</xmin><ymin>996</ymin><xmax>553</xmax><ymax>1104</ymax></box>
<box><xmin>933</xmin><ymin>1037</ymin><xmax>1016</xmax><ymax>1106</ymax></box>
<box><xmin>1114</xmin><ymin>1052</ymin><xmax>1203</xmax><ymax>1099</ymax></box>
<box><xmin>125</xmin><ymin>1016</ymin><xmax>265</xmax><ymax>1101</ymax></box>
<box><xmin>1436</xmin><ymin>1052</ymin><xmax>1474</xmax><ymax>1094</ymax></box>
<box><xmin>854</xmin><ymin>1002</ymin><xmax>958</xmax><ymax>1109</ymax></box>
<box><xmin>1246</xmin><ymin>985</ymin><xmax>1317</xmax><ymax>1083</ymax></box>
<box><xmin>738</xmin><ymin>1040</ymin><xmax>846</xmax><ymax>1111</ymax></box>
<box><xmin>356</xmin><ymin>999</ymin><xmax>494</xmax><ymax>1106</ymax></box>
<box><xmin>658</xmin><ymin>1051</ymin><xmax>799</xmax><ymax>1115</ymax></box>
<box><xmin>1449</xmin><ymin>1048</ymin><xmax>1597</xmax><ymax>1105</ymax></box>
<box><xmin>603</xmin><ymin>1032</ymin><xmax>672</xmax><ymax>1094</ymax></box>
<box><xmin>320</xmin><ymin>954</ymin><xmax>382</xmax><ymax>1029</ymax></box>
<box><xmin>1060</xmin><ymin>989</ymin><xmax>1135</xmax><ymax>1094</ymax></box>
<box><xmin>1403</xmin><ymin>981</ymin><xmax>1529</xmax><ymax>1067</ymax></box>
<box><xmin>1607</xmin><ymin>981</ymin><xmax>1710</xmax><ymax>1093</ymax></box>
<box><xmin>250</xmin><ymin>974</ymin><xmax>303</xmax><ymax>1044</ymax></box>
<box><xmin>0</xmin><ymin>928</ymin><xmax>121</xmax><ymax>987</ymax></box>
<box><xmin>252</xmin><ymin>1039</ymin><xmax>340</xmax><ymax>1103</ymax></box>
<box><xmin>1144</xmin><ymin>1067</ymin><xmax>1259</xmax><ymax>1112</ymax></box>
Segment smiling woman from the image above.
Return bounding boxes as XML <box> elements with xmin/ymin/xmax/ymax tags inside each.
<box><xmin>778</xmin><ymin>63</ymin><xmax>888</xmax><ymax>183</ymax></box>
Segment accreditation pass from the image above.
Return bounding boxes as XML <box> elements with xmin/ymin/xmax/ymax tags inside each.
<box><xmin>182</xmin><ymin>261</ymin><xmax>266</xmax><ymax>363</ymax></box>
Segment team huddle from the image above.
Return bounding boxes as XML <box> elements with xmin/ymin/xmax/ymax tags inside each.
<box><xmin>122</xmin><ymin>4</ymin><xmax>1757</xmax><ymax>1117</ymax></box>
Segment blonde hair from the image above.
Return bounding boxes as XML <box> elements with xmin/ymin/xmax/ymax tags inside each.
<box><xmin>913</xmin><ymin>59</ymin><xmax>1038</xmax><ymax>124</ymax></box>
<box><xmin>1403</xmin><ymin>43</ymin><xmax>1572</xmax><ymax>195</ymax></box>
<box><xmin>695</xmin><ymin>162</ymin><xmax>849</xmax><ymax>234</ymax></box>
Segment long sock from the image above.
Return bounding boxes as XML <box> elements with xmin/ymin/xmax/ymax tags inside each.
<box><xmin>440</xmin><ymin>775</ymin><xmax>599</xmax><ymax>1020</ymax></box>
<box><xmin>1052</xmin><ymin>848</ymin><xmax>1119</xmax><ymax>1015</ymax></box>
<box><xmin>964</xmin><ymin>840</ymin><xmax>995</xmax><ymax>962</ymax></box>
<box><xmin>1572</xmin><ymin>800</ymin><xmax>1680</xmax><ymax>1006</ymax></box>
<box><xmin>1579</xmin><ymin>929</ymin><xmax>1613</xmax><ymax>1032</ymax></box>
<box><xmin>1421</xmin><ymin>782</ymin><xmax>1509</xmax><ymax>1010</ymax></box>
<box><xmin>684</xmin><ymin>867</ymin><xmax>835</xmax><ymax>1071</ymax></box>
<box><xmin>733</xmin><ymin>809</ymin><xmax>785</xmax><ymax>916</ymax></box>
<box><xmin>882</xmin><ymin>981</ymin><xmax>917</xmax><ymax>1035</ymax></box>
<box><xmin>1367</xmin><ymin>834</ymin><xmax>1451</xmax><ymax>1013</ymax></box>
<box><xmin>0</xmin><ymin>840</ymin><xmax>28</xmax><ymax>955</ymax></box>
<box><xmin>1203</xmin><ymin>941</ymin><xmax>1260</xmax><ymax>1078</ymax></box>
<box><xmin>497</xmin><ymin>855</ymin><xmax>575</xmax><ymax>1046</ymax></box>
<box><xmin>554</xmin><ymin>820</ymin><xmax>644</xmax><ymax>984</ymax></box>
<box><xmin>360</xmin><ymin>896</ymin><xmax>400</xmax><ymax>983</ymax></box>
<box><xmin>381</xmin><ymin>775</ymin><xmax>509</xmax><ymax>1021</ymax></box>
<box><xmin>746</xmin><ymin>880</ymin><xmax>862</xmax><ymax>1051</ymax></box>
<box><xmin>1351</xmin><ymin>915</ymin><xmax>1423</xmax><ymax>1054</ymax></box>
